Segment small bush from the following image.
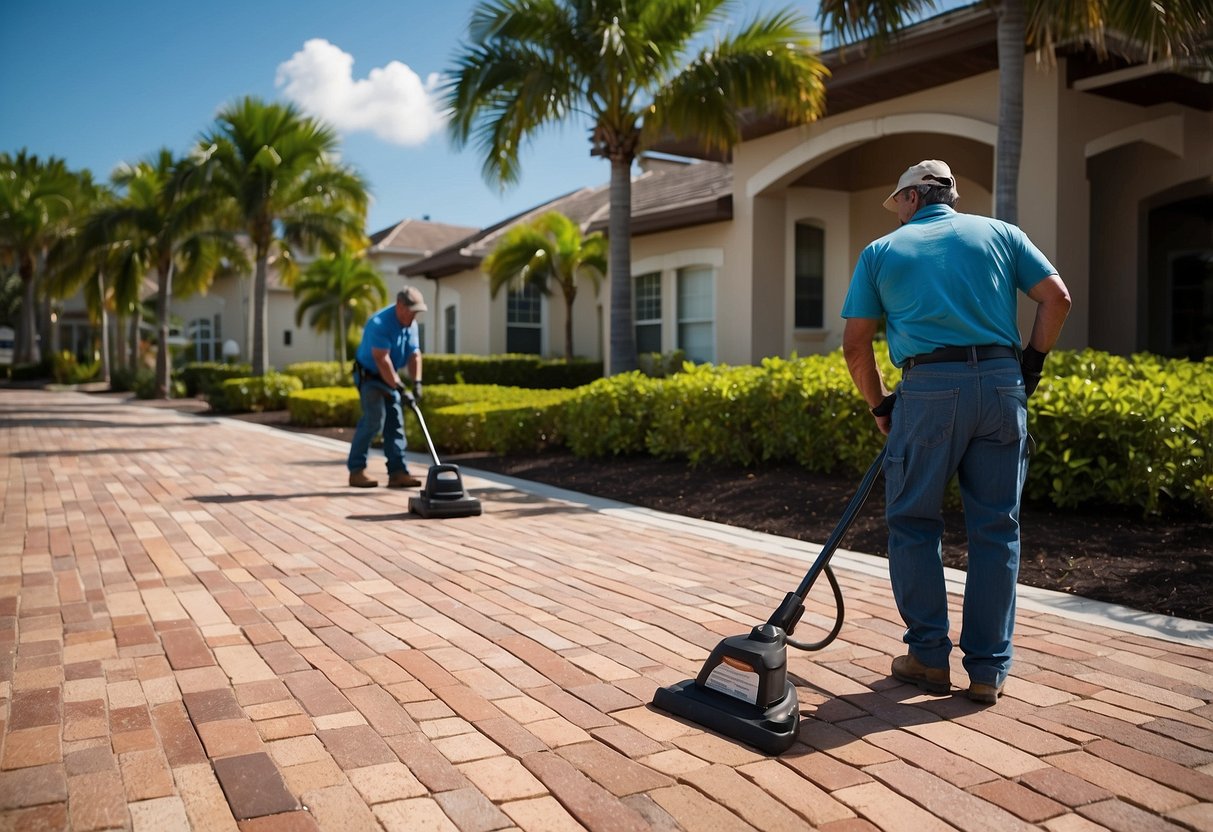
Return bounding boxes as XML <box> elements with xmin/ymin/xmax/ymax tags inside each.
<box><xmin>284</xmin><ymin>361</ymin><xmax>351</xmax><ymax>389</ymax></box>
<box><xmin>131</xmin><ymin>368</ymin><xmax>158</xmax><ymax>399</ymax></box>
<box><xmin>559</xmin><ymin>373</ymin><xmax>663</xmax><ymax>457</ymax></box>
<box><xmin>287</xmin><ymin>387</ymin><xmax>361</xmax><ymax>426</ymax></box>
<box><xmin>181</xmin><ymin>362</ymin><xmax>252</xmax><ymax>399</ymax></box>
<box><xmin>417</xmin><ymin>389</ymin><xmax>577</xmax><ymax>454</ymax></box>
<box><xmin>10</xmin><ymin>360</ymin><xmax>51</xmax><ymax>382</ymax></box>
<box><xmin>51</xmin><ymin>351</ymin><xmax>100</xmax><ymax>385</ymax></box>
<box><xmin>217</xmin><ymin>373</ymin><xmax>304</xmax><ymax>413</ymax></box>
<box><xmin>423</xmin><ymin>354</ymin><xmax>601</xmax><ymax>388</ymax></box>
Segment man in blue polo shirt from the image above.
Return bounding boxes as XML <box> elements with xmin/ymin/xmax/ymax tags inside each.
<box><xmin>841</xmin><ymin>160</ymin><xmax>1071</xmax><ymax>704</ymax></box>
<box><xmin>348</xmin><ymin>287</ymin><xmax>427</xmax><ymax>488</ymax></box>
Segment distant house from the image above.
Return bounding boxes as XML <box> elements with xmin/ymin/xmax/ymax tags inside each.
<box><xmin>52</xmin><ymin>217</ymin><xmax>477</xmax><ymax>369</ymax></box>
<box><xmin>406</xmin><ymin>4</ymin><xmax>1213</xmax><ymax>370</ymax></box>
<box><xmin>403</xmin><ymin>156</ymin><xmax>731</xmax><ymax>361</ymax></box>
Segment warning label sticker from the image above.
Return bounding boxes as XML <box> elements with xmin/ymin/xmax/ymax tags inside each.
<box><xmin>703</xmin><ymin>658</ymin><xmax>760</xmax><ymax>705</ymax></box>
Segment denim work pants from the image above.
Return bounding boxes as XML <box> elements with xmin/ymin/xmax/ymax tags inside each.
<box><xmin>347</xmin><ymin>372</ymin><xmax>408</xmax><ymax>475</ymax></box>
<box><xmin>884</xmin><ymin>356</ymin><xmax>1028</xmax><ymax>687</ymax></box>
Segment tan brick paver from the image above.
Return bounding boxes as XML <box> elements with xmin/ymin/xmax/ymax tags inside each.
<box><xmin>3</xmin><ymin>388</ymin><xmax>1212</xmax><ymax>830</ymax></box>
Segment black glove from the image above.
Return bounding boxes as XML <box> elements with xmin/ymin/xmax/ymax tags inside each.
<box><xmin>1021</xmin><ymin>345</ymin><xmax>1047</xmax><ymax>398</ymax></box>
<box><xmin>396</xmin><ymin>385</ymin><xmax>416</xmax><ymax>406</ymax></box>
<box><xmin>870</xmin><ymin>392</ymin><xmax>897</xmax><ymax>417</ymax></box>
<box><xmin>412</xmin><ymin>380</ymin><xmax>423</xmax><ymax>403</ymax></box>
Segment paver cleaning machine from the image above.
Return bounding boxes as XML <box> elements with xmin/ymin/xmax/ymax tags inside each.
<box><xmin>652</xmin><ymin>447</ymin><xmax>887</xmax><ymax>754</ymax></box>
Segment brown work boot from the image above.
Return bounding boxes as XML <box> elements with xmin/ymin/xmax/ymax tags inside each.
<box><xmin>387</xmin><ymin>471</ymin><xmax>422</xmax><ymax>488</ymax></box>
<box><xmin>348</xmin><ymin>469</ymin><xmax>378</xmax><ymax>488</ymax></box>
<box><xmin>891</xmin><ymin>653</ymin><xmax>951</xmax><ymax>694</ymax></box>
<box><xmin>967</xmin><ymin>679</ymin><xmax>1006</xmax><ymax>705</ymax></box>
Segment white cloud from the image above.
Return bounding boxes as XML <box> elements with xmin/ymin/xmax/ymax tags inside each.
<box><xmin>275</xmin><ymin>39</ymin><xmax>446</xmax><ymax>146</ymax></box>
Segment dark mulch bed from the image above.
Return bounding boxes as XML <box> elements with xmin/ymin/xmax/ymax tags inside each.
<box><xmin>225</xmin><ymin>408</ymin><xmax>1213</xmax><ymax>624</ymax></box>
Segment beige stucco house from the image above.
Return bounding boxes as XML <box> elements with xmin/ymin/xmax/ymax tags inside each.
<box><xmin>405</xmin><ymin>5</ymin><xmax>1212</xmax><ymax>371</ymax></box>
<box><xmin>92</xmin><ymin>218</ymin><xmax>477</xmax><ymax>370</ymax></box>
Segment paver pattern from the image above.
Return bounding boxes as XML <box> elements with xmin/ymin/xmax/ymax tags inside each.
<box><xmin>2</xmin><ymin>388</ymin><xmax>1212</xmax><ymax>831</ymax></box>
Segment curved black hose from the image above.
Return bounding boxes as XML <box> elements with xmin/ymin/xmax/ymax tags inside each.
<box><xmin>785</xmin><ymin>564</ymin><xmax>845</xmax><ymax>651</ymax></box>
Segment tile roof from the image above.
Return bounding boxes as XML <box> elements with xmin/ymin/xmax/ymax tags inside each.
<box><xmin>402</xmin><ymin>161</ymin><xmax>733</xmax><ymax>279</ymax></box>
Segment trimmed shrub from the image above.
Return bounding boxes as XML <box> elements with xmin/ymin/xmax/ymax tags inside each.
<box><xmin>181</xmin><ymin>362</ymin><xmax>252</xmax><ymax>399</ymax></box>
<box><xmin>9</xmin><ymin>360</ymin><xmax>51</xmax><ymax>382</ymax></box>
<box><xmin>423</xmin><ymin>354</ymin><xmax>601</xmax><ymax>388</ymax></box>
<box><xmin>287</xmin><ymin>387</ymin><xmax>361</xmax><ymax>427</ymax></box>
<box><xmin>284</xmin><ymin>361</ymin><xmax>351</xmax><ymax>389</ymax></box>
<box><xmin>1027</xmin><ymin>351</ymin><xmax>1213</xmax><ymax>516</ymax></box>
<box><xmin>416</xmin><ymin>389</ymin><xmax>577</xmax><ymax>454</ymax></box>
<box><xmin>559</xmin><ymin>373</ymin><xmax>662</xmax><ymax>457</ymax></box>
<box><xmin>51</xmin><ymin>350</ymin><xmax>100</xmax><ymax>385</ymax></box>
<box><xmin>217</xmin><ymin>372</ymin><xmax>303</xmax><ymax>413</ymax></box>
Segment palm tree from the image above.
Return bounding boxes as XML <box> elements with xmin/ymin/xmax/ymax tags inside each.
<box><xmin>447</xmin><ymin>0</ymin><xmax>828</xmax><ymax>374</ymax></box>
<box><xmin>294</xmin><ymin>251</ymin><xmax>387</xmax><ymax>375</ymax></box>
<box><xmin>817</xmin><ymin>0</ymin><xmax>1212</xmax><ymax>224</ymax></box>
<box><xmin>197</xmin><ymin>96</ymin><xmax>369</xmax><ymax>376</ymax></box>
<box><xmin>86</xmin><ymin>150</ymin><xmax>234</xmax><ymax>398</ymax></box>
<box><xmin>44</xmin><ymin>174</ymin><xmax>115</xmax><ymax>383</ymax></box>
<box><xmin>0</xmin><ymin>150</ymin><xmax>80</xmax><ymax>364</ymax></box>
<box><xmin>482</xmin><ymin>211</ymin><xmax>606</xmax><ymax>362</ymax></box>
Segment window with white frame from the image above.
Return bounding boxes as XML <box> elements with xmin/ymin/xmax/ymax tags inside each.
<box><xmin>506</xmin><ymin>284</ymin><xmax>542</xmax><ymax>354</ymax></box>
<box><xmin>633</xmin><ymin>272</ymin><xmax>662</xmax><ymax>354</ymax></box>
<box><xmin>677</xmin><ymin>266</ymin><xmax>714</xmax><ymax>363</ymax></box>
<box><xmin>444</xmin><ymin>305</ymin><xmax>457</xmax><ymax>354</ymax></box>
<box><xmin>794</xmin><ymin>222</ymin><xmax>824</xmax><ymax>329</ymax></box>
<box><xmin>189</xmin><ymin>315</ymin><xmax>222</xmax><ymax>362</ymax></box>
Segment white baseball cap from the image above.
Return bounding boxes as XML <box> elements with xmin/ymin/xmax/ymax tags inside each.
<box><xmin>883</xmin><ymin>160</ymin><xmax>959</xmax><ymax>211</ymax></box>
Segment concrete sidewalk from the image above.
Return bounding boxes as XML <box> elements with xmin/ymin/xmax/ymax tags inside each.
<box><xmin>2</xmin><ymin>387</ymin><xmax>1211</xmax><ymax>832</ymax></box>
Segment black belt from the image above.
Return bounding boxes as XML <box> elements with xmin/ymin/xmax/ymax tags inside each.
<box><xmin>355</xmin><ymin>362</ymin><xmax>379</xmax><ymax>379</ymax></box>
<box><xmin>905</xmin><ymin>345</ymin><xmax>1017</xmax><ymax>369</ymax></box>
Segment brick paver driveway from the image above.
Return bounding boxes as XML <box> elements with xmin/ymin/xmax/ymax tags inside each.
<box><xmin>2</xmin><ymin>388</ymin><xmax>1212</xmax><ymax>831</ymax></box>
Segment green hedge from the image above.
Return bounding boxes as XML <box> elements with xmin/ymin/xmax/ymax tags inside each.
<box><xmin>286</xmin><ymin>383</ymin><xmax>576</xmax><ymax>455</ymax></box>
<box><xmin>423</xmin><ymin>354</ymin><xmax>601</xmax><ymax>388</ymax></box>
<box><xmin>275</xmin><ymin>348</ymin><xmax>1211</xmax><ymax>518</ymax></box>
<box><xmin>1026</xmin><ymin>350</ymin><xmax>1212</xmax><ymax>516</ymax></box>
<box><xmin>287</xmin><ymin>387</ymin><xmax>361</xmax><ymax>427</ymax></box>
<box><xmin>558</xmin><ymin>349</ymin><xmax>1212</xmax><ymax>518</ymax></box>
<box><xmin>181</xmin><ymin>362</ymin><xmax>253</xmax><ymax>399</ymax></box>
<box><xmin>284</xmin><ymin>361</ymin><xmax>352</xmax><ymax>389</ymax></box>
<box><xmin>217</xmin><ymin>372</ymin><xmax>303</xmax><ymax>413</ymax></box>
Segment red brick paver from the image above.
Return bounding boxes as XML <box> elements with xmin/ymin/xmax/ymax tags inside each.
<box><xmin>2</xmin><ymin>388</ymin><xmax>1212</xmax><ymax>830</ymax></box>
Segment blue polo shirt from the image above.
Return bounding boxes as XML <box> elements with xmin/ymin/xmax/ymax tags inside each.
<box><xmin>841</xmin><ymin>205</ymin><xmax>1056</xmax><ymax>367</ymax></box>
<box><xmin>355</xmin><ymin>304</ymin><xmax>419</xmax><ymax>373</ymax></box>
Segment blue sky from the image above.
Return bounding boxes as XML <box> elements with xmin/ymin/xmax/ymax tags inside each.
<box><xmin>2</xmin><ymin>0</ymin><xmax>817</xmax><ymax>234</ymax></box>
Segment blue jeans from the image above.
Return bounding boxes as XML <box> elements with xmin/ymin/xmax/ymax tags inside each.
<box><xmin>884</xmin><ymin>356</ymin><xmax>1028</xmax><ymax>687</ymax></box>
<box><xmin>347</xmin><ymin>372</ymin><xmax>409</xmax><ymax>475</ymax></box>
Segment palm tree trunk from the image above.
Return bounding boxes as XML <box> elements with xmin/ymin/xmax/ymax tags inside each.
<box><xmin>16</xmin><ymin>259</ymin><xmax>37</xmax><ymax>365</ymax></box>
<box><xmin>608</xmin><ymin>156</ymin><xmax>636</xmax><ymax>374</ymax></box>
<box><xmin>564</xmin><ymin>296</ymin><xmax>575</xmax><ymax>363</ymax></box>
<box><xmin>98</xmin><ymin>271</ymin><xmax>111</xmax><ymax>385</ymax></box>
<box><xmin>155</xmin><ymin>260</ymin><xmax>173</xmax><ymax>399</ymax></box>
<box><xmin>253</xmin><ymin>251</ymin><xmax>269</xmax><ymax>375</ymax></box>
<box><xmin>994</xmin><ymin>0</ymin><xmax>1026</xmax><ymax>224</ymax></box>
<box><xmin>114</xmin><ymin>310</ymin><xmax>127</xmax><ymax>376</ymax></box>
<box><xmin>337</xmin><ymin>304</ymin><xmax>347</xmax><ymax>375</ymax></box>
<box><xmin>128</xmin><ymin>309</ymin><xmax>141</xmax><ymax>372</ymax></box>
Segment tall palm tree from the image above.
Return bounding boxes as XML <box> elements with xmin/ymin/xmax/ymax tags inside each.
<box><xmin>197</xmin><ymin>96</ymin><xmax>369</xmax><ymax>376</ymax></box>
<box><xmin>0</xmin><ymin>150</ymin><xmax>80</xmax><ymax>364</ymax></box>
<box><xmin>447</xmin><ymin>0</ymin><xmax>828</xmax><ymax>374</ymax></box>
<box><xmin>44</xmin><ymin>174</ymin><xmax>114</xmax><ymax>383</ymax></box>
<box><xmin>86</xmin><ymin>149</ymin><xmax>233</xmax><ymax>398</ymax></box>
<box><xmin>482</xmin><ymin>211</ymin><xmax>606</xmax><ymax>362</ymax></box>
<box><xmin>817</xmin><ymin>0</ymin><xmax>1212</xmax><ymax>224</ymax></box>
<box><xmin>294</xmin><ymin>251</ymin><xmax>387</xmax><ymax>375</ymax></box>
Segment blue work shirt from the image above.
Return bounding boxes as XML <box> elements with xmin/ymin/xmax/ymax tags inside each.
<box><xmin>355</xmin><ymin>304</ymin><xmax>419</xmax><ymax>373</ymax></box>
<box><xmin>841</xmin><ymin>205</ymin><xmax>1056</xmax><ymax>367</ymax></box>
